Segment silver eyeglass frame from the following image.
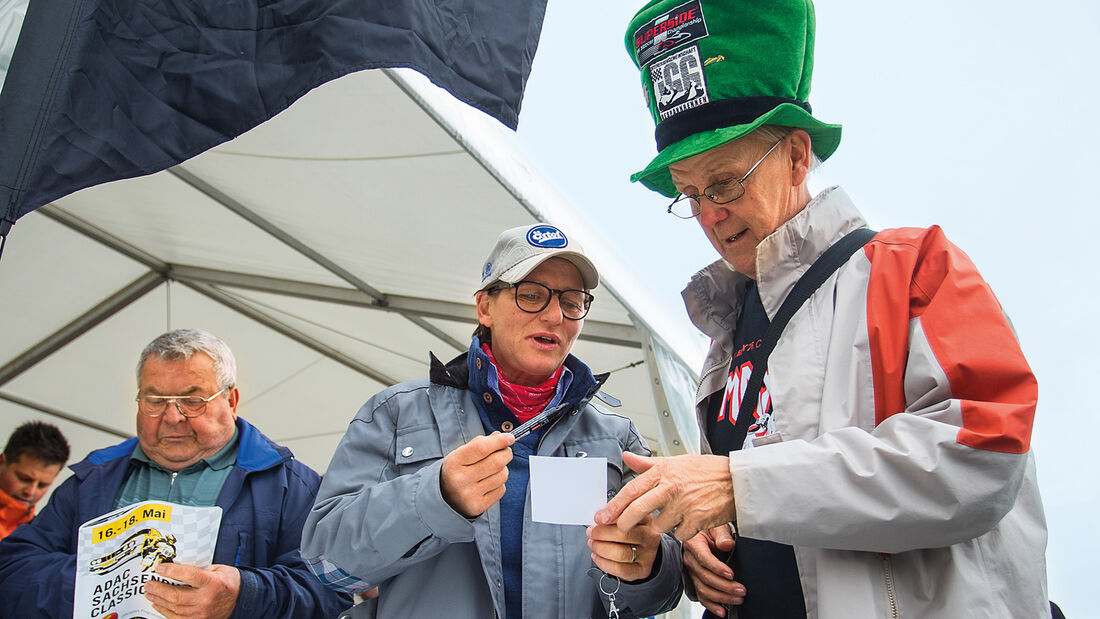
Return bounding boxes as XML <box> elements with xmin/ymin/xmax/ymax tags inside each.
<box><xmin>667</xmin><ymin>137</ymin><xmax>786</xmax><ymax>219</ymax></box>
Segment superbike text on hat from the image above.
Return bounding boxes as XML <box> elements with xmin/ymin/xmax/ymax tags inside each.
<box><xmin>633</xmin><ymin>0</ymin><xmax>709</xmax><ymax>67</ymax></box>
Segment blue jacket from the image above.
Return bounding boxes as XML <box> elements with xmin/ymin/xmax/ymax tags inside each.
<box><xmin>0</xmin><ymin>417</ymin><xmax>351</xmax><ymax>619</ymax></box>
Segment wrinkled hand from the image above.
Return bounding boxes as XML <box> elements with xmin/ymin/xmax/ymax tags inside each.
<box><xmin>595</xmin><ymin>452</ymin><xmax>735</xmax><ymax>542</ymax></box>
<box><xmin>684</xmin><ymin>526</ymin><xmax>745</xmax><ymax>617</ymax></box>
<box><xmin>440</xmin><ymin>432</ymin><xmax>515</xmax><ymax>518</ymax></box>
<box><xmin>587</xmin><ymin>514</ymin><xmax>662</xmax><ymax>582</ymax></box>
<box><xmin>145</xmin><ymin>563</ymin><xmax>240</xmax><ymax>619</ymax></box>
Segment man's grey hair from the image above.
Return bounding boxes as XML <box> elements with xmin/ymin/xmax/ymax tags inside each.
<box><xmin>136</xmin><ymin>329</ymin><xmax>237</xmax><ymax>391</ymax></box>
<box><xmin>749</xmin><ymin>125</ymin><xmax>823</xmax><ymax>171</ymax></box>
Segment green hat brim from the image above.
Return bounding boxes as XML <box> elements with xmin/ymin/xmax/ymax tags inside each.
<box><xmin>630</xmin><ymin>103</ymin><xmax>842</xmax><ymax>198</ymax></box>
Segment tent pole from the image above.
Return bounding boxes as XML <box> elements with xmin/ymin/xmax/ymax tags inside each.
<box><xmin>641</xmin><ymin>330</ymin><xmax>689</xmax><ymax>457</ymax></box>
<box><xmin>168</xmin><ymin>264</ymin><xmax>641</xmax><ymax>348</ymax></box>
<box><xmin>37</xmin><ymin>205</ymin><xmax>635</xmax><ymax>356</ymax></box>
<box><xmin>403</xmin><ymin>315</ymin><xmax>465</xmax><ymax>352</ymax></box>
<box><xmin>167</xmin><ymin>167</ymin><xmax>389</xmax><ymax>304</ymax></box>
<box><xmin>166</xmin><ymin>168</ymin><xmax>474</xmax><ymax>352</ymax></box>
<box><xmin>0</xmin><ymin>271</ymin><xmax>164</xmax><ymax>387</ymax></box>
<box><xmin>184</xmin><ymin>280</ymin><xmax>399</xmax><ymax>386</ymax></box>
<box><xmin>166</xmin><ymin>279</ymin><xmax>171</xmax><ymax>331</ymax></box>
<box><xmin>38</xmin><ymin>205</ymin><xmax>168</xmax><ymax>273</ymax></box>
<box><xmin>0</xmin><ymin>391</ymin><xmax>132</xmax><ymax>439</ymax></box>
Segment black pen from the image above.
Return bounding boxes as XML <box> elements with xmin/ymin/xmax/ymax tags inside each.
<box><xmin>510</xmin><ymin>403</ymin><xmax>570</xmax><ymax>440</ymax></box>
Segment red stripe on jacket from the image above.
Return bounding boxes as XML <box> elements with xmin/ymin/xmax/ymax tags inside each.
<box><xmin>864</xmin><ymin>226</ymin><xmax>1036</xmax><ymax>453</ymax></box>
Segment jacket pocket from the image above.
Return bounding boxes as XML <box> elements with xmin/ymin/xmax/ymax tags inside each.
<box><xmin>234</xmin><ymin>530</ymin><xmax>251</xmax><ymax>567</ymax></box>
<box><xmin>563</xmin><ymin>439</ymin><xmax>625</xmax><ymax>500</ymax></box>
<box><xmin>394</xmin><ymin>424</ymin><xmax>444</xmax><ymax>473</ymax></box>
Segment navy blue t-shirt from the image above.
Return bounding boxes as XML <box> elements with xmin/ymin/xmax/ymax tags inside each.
<box><xmin>704</xmin><ymin>282</ymin><xmax>807</xmax><ymax>619</ymax></box>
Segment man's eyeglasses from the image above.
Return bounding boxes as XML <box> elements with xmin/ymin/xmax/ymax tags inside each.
<box><xmin>136</xmin><ymin>388</ymin><xmax>227</xmax><ymax>418</ymax></box>
<box><xmin>667</xmin><ymin>137</ymin><xmax>786</xmax><ymax>219</ymax></box>
<box><xmin>491</xmin><ymin>281</ymin><xmax>594</xmax><ymax>320</ymax></box>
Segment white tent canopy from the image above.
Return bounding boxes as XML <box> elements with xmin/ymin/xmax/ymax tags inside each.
<box><xmin>0</xmin><ymin>67</ymin><xmax>706</xmax><ymax>489</ymax></box>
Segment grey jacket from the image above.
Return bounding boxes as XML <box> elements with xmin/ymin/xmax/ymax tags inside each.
<box><xmin>302</xmin><ymin>353</ymin><xmax>683</xmax><ymax>618</ymax></box>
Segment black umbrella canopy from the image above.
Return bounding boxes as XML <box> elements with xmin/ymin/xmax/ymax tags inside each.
<box><xmin>0</xmin><ymin>0</ymin><xmax>548</xmax><ymax>247</ymax></box>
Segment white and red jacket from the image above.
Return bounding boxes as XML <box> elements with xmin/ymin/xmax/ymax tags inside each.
<box><xmin>683</xmin><ymin>187</ymin><xmax>1048</xmax><ymax>618</ymax></box>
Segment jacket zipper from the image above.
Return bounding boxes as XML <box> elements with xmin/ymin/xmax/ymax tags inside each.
<box><xmin>696</xmin><ymin>356</ymin><xmax>729</xmax><ymax>400</ymax></box>
<box><xmin>535</xmin><ymin>405</ymin><xmax>571</xmax><ymax>453</ymax></box>
<box><xmin>695</xmin><ymin>356</ymin><xmax>730</xmax><ymax>404</ymax></box>
<box><xmin>511</xmin><ymin>405</ymin><xmax>571</xmax><ymax>619</ymax></box>
<box><xmin>880</xmin><ymin>554</ymin><xmax>899</xmax><ymax>619</ymax></box>
<box><xmin>535</xmin><ymin>383</ymin><xmax>604</xmax><ymax>453</ymax></box>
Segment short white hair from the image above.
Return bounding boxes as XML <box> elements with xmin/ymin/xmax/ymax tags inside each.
<box><xmin>748</xmin><ymin>125</ymin><xmax>823</xmax><ymax>171</ymax></box>
<box><xmin>136</xmin><ymin>329</ymin><xmax>237</xmax><ymax>391</ymax></box>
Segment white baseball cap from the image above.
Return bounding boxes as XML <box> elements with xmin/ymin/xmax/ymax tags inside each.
<box><xmin>479</xmin><ymin>224</ymin><xmax>599</xmax><ymax>290</ymax></box>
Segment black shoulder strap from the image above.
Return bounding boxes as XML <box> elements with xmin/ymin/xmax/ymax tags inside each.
<box><xmin>729</xmin><ymin>227</ymin><xmax>877</xmax><ymax>450</ymax></box>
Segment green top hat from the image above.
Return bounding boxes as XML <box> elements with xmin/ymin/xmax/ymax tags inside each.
<box><xmin>625</xmin><ymin>0</ymin><xmax>841</xmax><ymax>197</ymax></box>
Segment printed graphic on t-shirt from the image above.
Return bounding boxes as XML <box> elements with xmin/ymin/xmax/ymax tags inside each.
<box><xmin>715</xmin><ymin>347</ymin><xmax>774</xmax><ymax>450</ymax></box>
<box><xmin>705</xmin><ymin>283</ymin><xmax>773</xmax><ymax>453</ymax></box>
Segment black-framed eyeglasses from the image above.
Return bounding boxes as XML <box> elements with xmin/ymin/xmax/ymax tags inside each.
<box><xmin>491</xmin><ymin>281</ymin><xmax>594</xmax><ymax>320</ymax></box>
<box><xmin>667</xmin><ymin>137</ymin><xmax>786</xmax><ymax>219</ymax></box>
<box><xmin>136</xmin><ymin>388</ymin><xmax>227</xmax><ymax>418</ymax></box>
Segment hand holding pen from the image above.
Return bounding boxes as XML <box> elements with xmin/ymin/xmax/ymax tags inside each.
<box><xmin>511</xmin><ymin>402</ymin><xmax>571</xmax><ymax>440</ymax></box>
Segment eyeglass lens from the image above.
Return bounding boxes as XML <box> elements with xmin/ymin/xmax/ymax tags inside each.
<box><xmin>668</xmin><ymin>137</ymin><xmax>785</xmax><ymax>218</ymax></box>
<box><xmin>669</xmin><ymin>178</ymin><xmax>745</xmax><ymax>218</ymax></box>
<box><xmin>513</xmin><ymin>282</ymin><xmax>591</xmax><ymax>319</ymax></box>
<box><xmin>138</xmin><ymin>396</ymin><xmax>210</xmax><ymax>417</ymax></box>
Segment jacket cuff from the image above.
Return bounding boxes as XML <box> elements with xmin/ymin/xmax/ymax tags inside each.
<box><xmin>618</xmin><ymin>535</ymin><xmax>683</xmax><ymax>604</ymax></box>
<box><xmin>229</xmin><ymin>567</ymin><xmax>260</xmax><ymax>617</ymax></box>
<box><xmin>623</xmin><ymin>541</ymin><xmax>664</xmax><ymax>585</ymax></box>
<box><xmin>415</xmin><ymin>459</ymin><xmax>476</xmax><ymax>543</ymax></box>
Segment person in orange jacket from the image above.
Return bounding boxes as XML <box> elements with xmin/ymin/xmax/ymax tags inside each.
<box><xmin>0</xmin><ymin>421</ymin><xmax>69</xmax><ymax>541</ymax></box>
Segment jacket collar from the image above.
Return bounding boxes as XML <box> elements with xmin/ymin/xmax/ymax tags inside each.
<box><xmin>234</xmin><ymin>417</ymin><xmax>291</xmax><ymax>472</ymax></box>
<box><xmin>683</xmin><ymin>186</ymin><xmax>866</xmax><ymax>340</ymax></box>
<box><xmin>430</xmin><ymin>350</ymin><xmax>469</xmax><ymax>388</ymax></box>
<box><xmin>429</xmin><ymin>344</ymin><xmax>609</xmax><ymax>402</ymax></box>
<box><xmin>0</xmin><ymin>486</ymin><xmax>33</xmax><ymax>521</ymax></box>
<box><xmin>75</xmin><ymin>417</ymin><xmax>288</xmax><ymax>478</ymax></box>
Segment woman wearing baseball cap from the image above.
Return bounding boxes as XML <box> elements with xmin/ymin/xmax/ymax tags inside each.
<box><xmin>302</xmin><ymin>224</ymin><xmax>683</xmax><ymax>617</ymax></box>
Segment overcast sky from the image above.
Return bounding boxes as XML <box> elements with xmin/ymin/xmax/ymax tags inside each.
<box><xmin>512</xmin><ymin>1</ymin><xmax>1099</xmax><ymax>615</ymax></box>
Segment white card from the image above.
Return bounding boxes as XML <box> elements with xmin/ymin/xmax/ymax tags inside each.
<box><xmin>529</xmin><ymin>455</ymin><xmax>607</xmax><ymax>526</ymax></box>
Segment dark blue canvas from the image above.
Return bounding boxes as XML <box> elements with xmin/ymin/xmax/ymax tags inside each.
<box><xmin>0</xmin><ymin>0</ymin><xmax>547</xmax><ymax>234</ymax></box>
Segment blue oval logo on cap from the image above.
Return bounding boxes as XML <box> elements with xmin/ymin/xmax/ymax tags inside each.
<box><xmin>527</xmin><ymin>225</ymin><xmax>568</xmax><ymax>248</ymax></box>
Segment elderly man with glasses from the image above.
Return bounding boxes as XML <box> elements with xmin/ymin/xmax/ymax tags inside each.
<box><xmin>0</xmin><ymin>329</ymin><xmax>351</xmax><ymax>619</ymax></box>
<box><xmin>596</xmin><ymin>1</ymin><xmax>1049</xmax><ymax>619</ymax></box>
